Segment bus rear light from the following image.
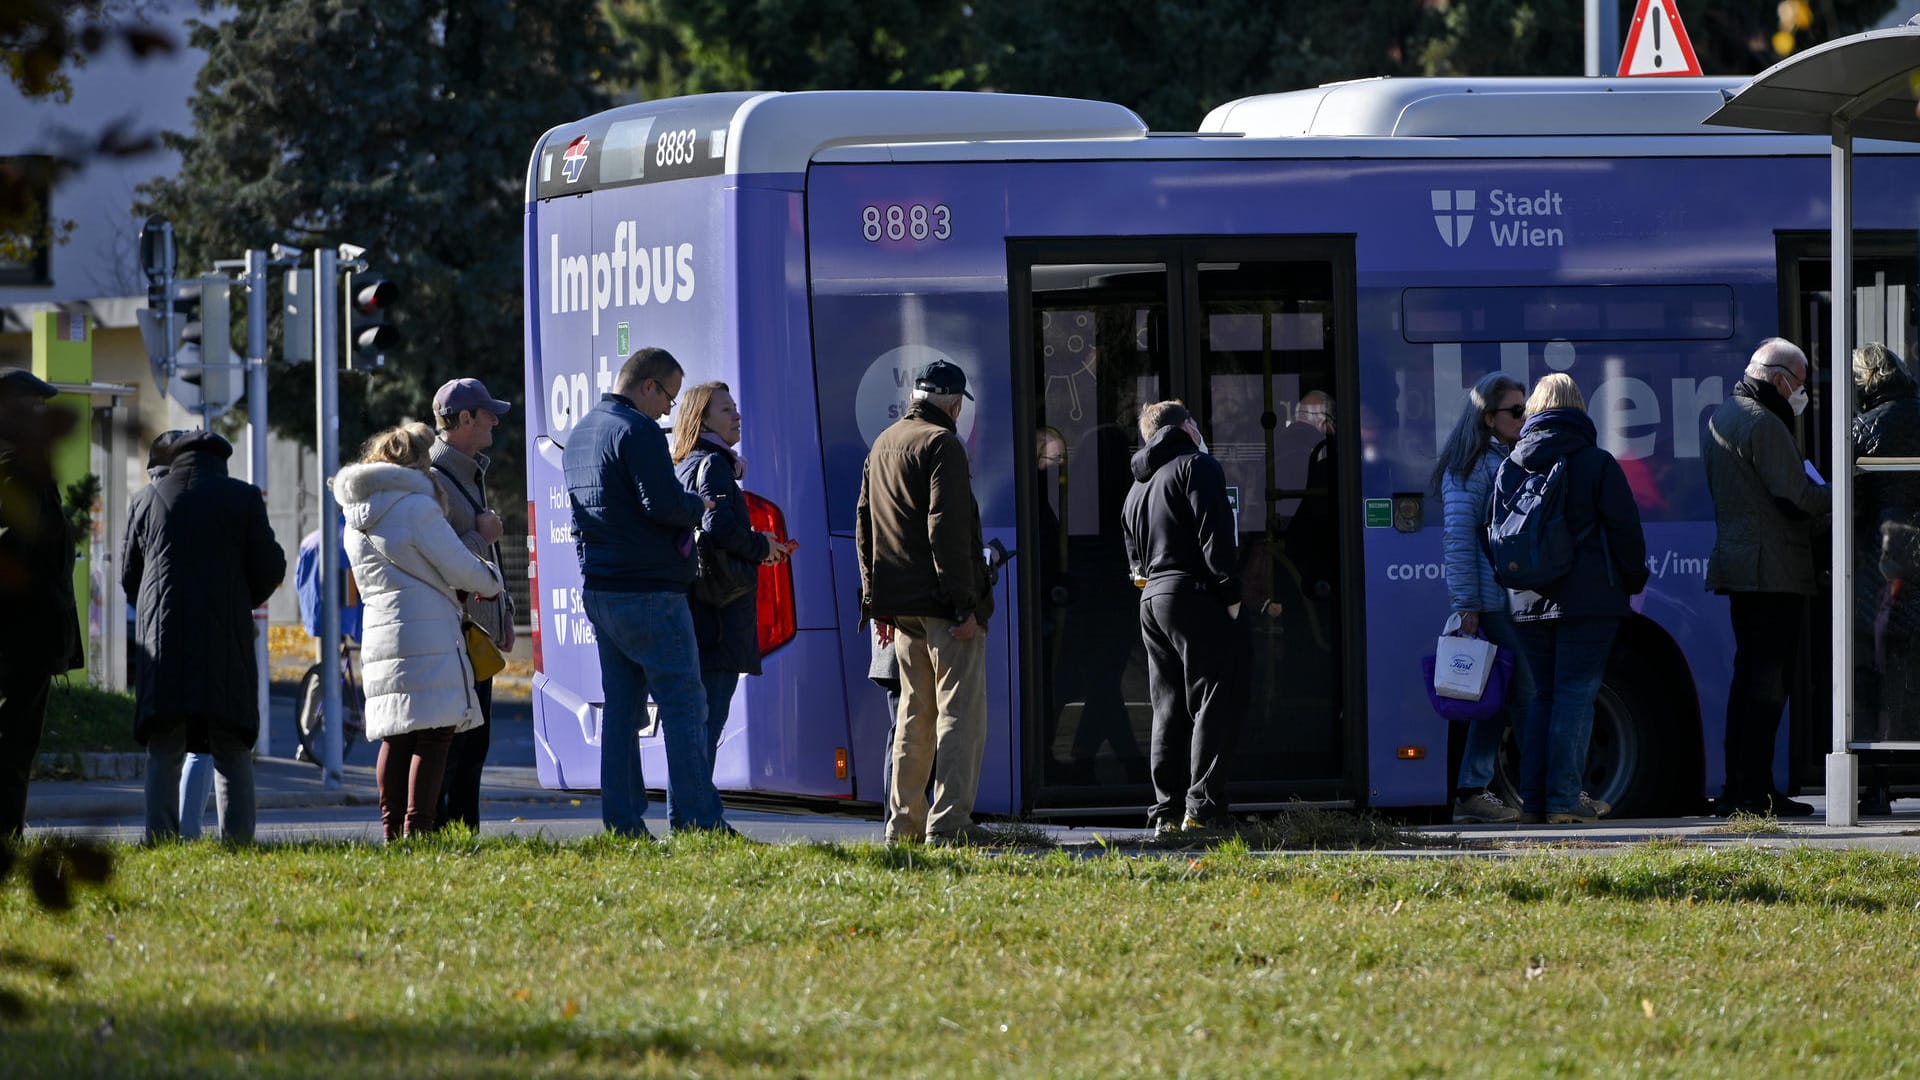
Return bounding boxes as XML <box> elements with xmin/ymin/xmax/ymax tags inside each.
<box><xmin>527</xmin><ymin>500</ymin><xmax>542</xmax><ymax>673</ymax></box>
<box><xmin>1397</xmin><ymin>746</ymin><xmax>1426</xmax><ymax>760</ymax></box>
<box><xmin>745</xmin><ymin>491</ymin><xmax>796</xmax><ymax>656</ymax></box>
<box><xmin>835</xmin><ymin>747</ymin><xmax>848</xmax><ymax>780</ymax></box>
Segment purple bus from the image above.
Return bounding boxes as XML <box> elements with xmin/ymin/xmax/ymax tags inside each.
<box><xmin>522</xmin><ymin>79</ymin><xmax>1920</xmax><ymax>818</ymax></box>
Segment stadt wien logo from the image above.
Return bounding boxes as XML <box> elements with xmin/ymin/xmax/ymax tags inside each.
<box><xmin>1431</xmin><ymin>189</ymin><xmax>1476</xmax><ymax>247</ymax></box>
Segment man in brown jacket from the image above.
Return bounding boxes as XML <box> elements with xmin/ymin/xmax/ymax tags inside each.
<box><xmin>428</xmin><ymin>377</ymin><xmax>516</xmax><ymax>830</ymax></box>
<box><xmin>856</xmin><ymin>359</ymin><xmax>996</xmax><ymax>844</ymax></box>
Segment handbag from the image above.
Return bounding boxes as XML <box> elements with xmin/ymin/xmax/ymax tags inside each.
<box><xmin>1421</xmin><ymin>621</ymin><xmax>1514</xmax><ymax>723</ymax></box>
<box><xmin>689</xmin><ymin>455</ymin><xmax>756</xmax><ymax>608</ymax></box>
<box><xmin>463</xmin><ymin>618</ymin><xmax>507</xmax><ymax>682</ymax></box>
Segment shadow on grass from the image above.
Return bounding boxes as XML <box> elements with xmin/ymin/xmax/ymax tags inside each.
<box><xmin>1134</xmin><ymin>804</ymin><xmax>1468</xmax><ymax>853</ymax></box>
<box><xmin>4</xmin><ymin>1001</ymin><xmax>794</xmax><ymax>1078</ymax></box>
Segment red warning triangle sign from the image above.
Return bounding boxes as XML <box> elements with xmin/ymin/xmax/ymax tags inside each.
<box><xmin>1617</xmin><ymin>0</ymin><xmax>1703</xmax><ymax>76</ymax></box>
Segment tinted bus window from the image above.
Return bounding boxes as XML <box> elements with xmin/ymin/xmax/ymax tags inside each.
<box><xmin>1402</xmin><ymin>285</ymin><xmax>1736</xmax><ymax>343</ymax></box>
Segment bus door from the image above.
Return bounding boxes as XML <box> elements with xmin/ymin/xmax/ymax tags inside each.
<box><xmin>1013</xmin><ymin>238</ymin><xmax>1360</xmax><ymax>814</ymax></box>
<box><xmin>1778</xmin><ymin>232</ymin><xmax>1920</xmax><ymax>791</ymax></box>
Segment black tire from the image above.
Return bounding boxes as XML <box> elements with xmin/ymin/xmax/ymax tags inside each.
<box><xmin>1492</xmin><ymin>645</ymin><xmax>1685</xmax><ymax>819</ymax></box>
<box><xmin>295</xmin><ymin>664</ymin><xmax>356</xmax><ymax>766</ymax></box>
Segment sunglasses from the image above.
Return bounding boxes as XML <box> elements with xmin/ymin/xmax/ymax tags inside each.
<box><xmin>1491</xmin><ymin>405</ymin><xmax>1526</xmax><ymax>420</ymax></box>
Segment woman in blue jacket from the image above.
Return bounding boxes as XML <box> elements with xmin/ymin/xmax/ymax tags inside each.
<box><xmin>1500</xmin><ymin>374</ymin><xmax>1649</xmax><ymax>824</ymax></box>
<box><xmin>1432</xmin><ymin>372</ymin><xmax>1531</xmax><ymax>823</ymax></box>
<box><xmin>672</xmin><ymin>382</ymin><xmax>797</xmax><ymax>774</ymax></box>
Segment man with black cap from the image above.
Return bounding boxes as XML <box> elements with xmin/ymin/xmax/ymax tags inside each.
<box><xmin>428</xmin><ymin>377</ymin><xmax>515</xmax><ymax>830</ymax></box>
<box><xmin>0</xmin><ymin>367</ymin><xmax>83</xmax><ymax>838</ymax></box>
<box><xmin>856</xmin><ymin>359</ymin><xmax>997</xmax><ymax>844</ymax></box>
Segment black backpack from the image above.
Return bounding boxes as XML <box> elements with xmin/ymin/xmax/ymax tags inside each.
<box><xmin>1486</xmin><ymin>456</ymin><xmax>1591</xmax><ymax>590</ymax></box>
<box><xmin>689</xmin><ymin>455</ymin><xmax>756</xmax><ymax>608</ymax></box>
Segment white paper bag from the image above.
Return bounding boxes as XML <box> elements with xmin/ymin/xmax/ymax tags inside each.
<box><xmin>1433</xmin><ymin>634</ymin><xmax>1498</xmax><ymax>701</ymax></box>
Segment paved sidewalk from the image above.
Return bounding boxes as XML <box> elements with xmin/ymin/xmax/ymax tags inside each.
<box><xmin>24</xmin><ymin>756</ymin><xmax>581</xmax><ymax>826</ymax></box>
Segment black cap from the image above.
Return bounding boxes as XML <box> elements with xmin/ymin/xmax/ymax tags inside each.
<box><xmin>0</xmin><ymin>367</ymin><xmax>59</xmax><ymax>400</ymax></box>
<box><xmin>913</xmin><ymin>359</ymin><xmax>973</xmax><ymax>401</ymax></box>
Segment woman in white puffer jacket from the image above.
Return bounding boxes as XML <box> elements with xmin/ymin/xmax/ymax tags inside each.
<box><xmin>334</xmin><ymin>423</ymin><xmax>504</xmax><ymax>840</ymax></box>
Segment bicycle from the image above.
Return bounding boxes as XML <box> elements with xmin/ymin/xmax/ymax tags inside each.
<box><xmin>295</xmin><ymin>636</ymin><xmax>366</xmax><ymax>766</ymax></box>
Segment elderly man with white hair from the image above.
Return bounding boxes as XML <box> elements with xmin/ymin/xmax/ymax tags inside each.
<box><xmin>1704</xmin><ymin>337</ymin><xmax>1831</xmax><ymax>817</ymax></box>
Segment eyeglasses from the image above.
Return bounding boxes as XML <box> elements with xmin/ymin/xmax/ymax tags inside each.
<box><xmin>1491</xmin><ymin>405</ymin><xmax>1526</xmax><ymax>420</ymax></box>
<box><xmin>648</xmin><ymin>381</ymin><xmax>679</xmax><ymax>409</ymax></box>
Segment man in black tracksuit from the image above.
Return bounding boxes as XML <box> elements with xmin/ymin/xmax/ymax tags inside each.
<box><xmin>1121</xmin><ymin>401</ymin><xmax>1243</xmax><ymax>834</ymax></box>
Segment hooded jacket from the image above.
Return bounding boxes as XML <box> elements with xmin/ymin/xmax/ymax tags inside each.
<box><xmin>121</xmin><ymin>431</ymin><xmax>285</xmax><ymax>746</ymax></box>
<box><xmin>1704</xmin><ymin>377</ymin><xmax>1831</xmax><ymax>595</ymax></box>
<box><xmin>1121</xmin><ymin>425</ymin><xmax>1240</xmax><ymax>606</ymax></box>
<box><xmin>1498</xmin><ymin>409</ymin><xmax>1649</xmax><ymax>622</ymax></box>
<box><xmin>676</xmin><ymin>437</ymin><xmax>772</xmax><ymax>676</ymax></box>
<box><xmin>335</xmin><ymin>462</ymin><xmax>504</xmax><ymax>741</ymax></box>
<box><xmin>856</xmin><ymin>399</ymin><xmax>994</xmax><ymax>626</ymax></box>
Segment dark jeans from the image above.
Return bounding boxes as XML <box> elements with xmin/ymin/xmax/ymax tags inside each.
<box><xmin>1724</xmin><ymin>592</ymin><xmax>1806</xmax><ymax>800</ymax></box>
<box><xmin>438</xmin><ymin>679</ymin><xmax>492</xmax><ymax>830</ymax></box>
<box><xmin>583</xmin><ymin>589</ymin><xmax>720</xmax><ymax>835</ymax></box>
<box><xmin>1141</xmin><ymin>589</ymin><xmax>1243</xmax><ymax>824</ymax></box>
<box><xmin>0</xmin><ymin>660</ymin><xmax>50</xmax><ymax>839</ymax></box>
<box><xmin>1515</xmin><ymin>616</ymin><xmax>1620</xmax><ymax>816</ymax></box>
<box><xmin>701</xmin><ymin>670</ymin><xmax>739</xmax><ymax>774</ymax></box>
<box><xmin>379</xmin><ymin>726</ymin><xmax>456</xmax><ymax>841</ymax></box>
<box><xmin>1449</xmin><ymin>609</ymin><xmax>1535</xmax><ymax>795</ymax></box>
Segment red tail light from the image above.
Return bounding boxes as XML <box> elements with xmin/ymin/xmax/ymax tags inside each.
<box><xmin>745</xmin><ymin>491</ymin><xmax>796</xmax><ymax>655</ymax></box>
<box><xmin>526</xmin><ymin>500</ymin><xmax>543</xmax><ymax>672</ymax></box>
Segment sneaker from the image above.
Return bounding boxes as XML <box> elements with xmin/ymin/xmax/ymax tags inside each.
<box><xmin>1151</xmin><ymin>818</ymin><xmax>1184</xmax><ymax>837</ymax></box>
<box><xmin>1180</xmin><ymin>813</ymin><xmax>1236</xmax><ymax>834</ymax></box>
<box><xmin>1454</xmin><ymin>791</ymin><xmax>1521</xmax><ymax>824</ymax></box>
<box><xmin>1762</xmin><ymin>791</ymin><xmax>1815</xmax><ymax>818</ymax></box>
<box><xmin>1546</xmin><ymin>794</ymin><xmax>1610</xmax><ymax>825</ymax></box>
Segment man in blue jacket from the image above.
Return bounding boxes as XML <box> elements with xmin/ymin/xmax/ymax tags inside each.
<box><xmin>563</xmin><ymin>347</ymin><xmax>730</xmax><ymax>837</ymax></box>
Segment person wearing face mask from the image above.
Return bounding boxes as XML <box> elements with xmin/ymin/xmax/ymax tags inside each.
<box><xmin>1704</xmin><ymin>338</ymin><xmax>1831</xmax><ymax>817</ymax></box>
<box><xmin>1121</xmin><ymin>400</ymin><xmax>1245</xmax><ymax>835</ymax></box>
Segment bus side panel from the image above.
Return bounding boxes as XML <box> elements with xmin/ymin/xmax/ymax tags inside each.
<box><xmin>805</xmin><ymin>164</ymin><xmax>1027</xmax><ymax>813</ymax></box>
<box><xmin>732</xmin><ymin>178</ymin><xmax>852</xmax><ymax>797</ymax></box>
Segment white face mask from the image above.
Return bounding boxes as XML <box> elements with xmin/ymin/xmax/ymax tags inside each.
<box><xmin>1185</xmin><ymin>422</ymin><xmax>1210</xmax><ymax>456</ymax></box>
<box><xmin>1788</xmin><ymin>385</ymin><xmax>1810</xmax><ymax>416</ymax></box>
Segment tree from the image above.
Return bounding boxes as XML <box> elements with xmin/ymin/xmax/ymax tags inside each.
<box><xmin>1</xmin><ymin>0</ymin><xmax>176</xmax><ymax>265</ymax></box>
<box><xmin>138</xmin><ymin>0</ymin><xmax>626</xmax><ymax>523</ymax></box>
<box><xmin>604</xmin><ymin>0</ymin><xmax>986</xmax><ymax>100</ymax></box>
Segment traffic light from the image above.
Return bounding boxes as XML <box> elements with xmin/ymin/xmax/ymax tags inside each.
<box><xmin>348</xmin><ymin>272</ymin><xmax>397</xmax><ymax>368</ymax></box>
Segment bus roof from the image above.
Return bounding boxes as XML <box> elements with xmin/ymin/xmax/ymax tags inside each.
<box><xmin>527</xmin><ymin>90</ymin><xmax>1145</xmax><ymax>201</ymax></box>
<box><xmin>1200</xmin><ymin>76</ymin><xmax>1752</xmax><ymax>137</ymax></box>
<box><xmin>529</xmin><ymin>79</ymin><xmax>1908</xmax><ymax>202</ymax></box>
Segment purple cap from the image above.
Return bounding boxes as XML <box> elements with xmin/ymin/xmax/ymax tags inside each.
<box><xmin>433</xmin><ymin>377</ymin><xmax>511</xmax><ymax>417</ymax></box>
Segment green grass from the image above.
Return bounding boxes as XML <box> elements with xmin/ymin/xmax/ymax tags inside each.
<box><xmin>5</xmin><ymin>839</ymin><xmax>1920</xmax><ymax>1077</ymax></box>
<box><xmin>34</xmin><ymin>684</ymin><xmax>138</xmax><ymax>755</ymax></box>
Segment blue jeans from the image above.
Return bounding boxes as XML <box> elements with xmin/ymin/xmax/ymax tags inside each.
<box><xmin>584</xmin><ymin>589</ymin><xmax>721</xmax><ymax>834</ymax></box>
<box><xmin>1515</xmin><ymin>616</ymin><xmax>1620</xmax><ymax>815</ymax></box>
<box><xmin>178</xmin><ymin>753</ymin><xmax>215</xmax><ymax>839</ymax></box>
<box><xmin>145</xmin><ymin>727</ymin><xmax>254</xmax><ymax>844</ymax></box>
<box><xmin>1457</xmin><ymin>609</ymin><xmax>1535</xmax><ymax>792</ymax></box>
<box><xmin>701</xmin><ymin>670</ymin><xmax>739</xmax><ymax>773</ymax></box>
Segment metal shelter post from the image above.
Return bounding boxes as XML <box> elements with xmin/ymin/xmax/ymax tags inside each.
<box><xmin>1826</xmin><ymin>126</ymin><xmax>1858</xmax><ymax>826</ymax></box>
<box><xmin>315</xmin><ymin>248</ymin><xmax>343</xmax><ymax>789</ymax></box>
<box><xmin>246</xmin><ymin>249</ymin><xmax>273</xmax><ymax>754</ymax></box>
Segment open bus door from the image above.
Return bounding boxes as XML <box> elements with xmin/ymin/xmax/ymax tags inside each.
<box><xmin>1011</xmin><ymin>237</ymin><xmax>1363</xmax><ymax>816</ymax></box>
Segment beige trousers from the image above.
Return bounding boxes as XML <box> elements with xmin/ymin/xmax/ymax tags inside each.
<box><xmin>887</xmin><ymin>615</ymin><xmax>988</xmax><ymax>840</ymax></box>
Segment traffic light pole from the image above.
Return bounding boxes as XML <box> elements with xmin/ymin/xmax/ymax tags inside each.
<box><xmin>246</xmin><ymin>250</ymin><xmax>272</xmax><ymax>753</ymax></box>
<box><xmin>315</xmin><ymin>247</ymin><xmax>344</xmax><ymax>789</ymax></box>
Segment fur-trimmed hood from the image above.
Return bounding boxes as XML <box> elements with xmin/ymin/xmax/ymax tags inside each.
<box><xmin>334</xmin><ymin>462</ymin><xmax>436</xmax><ymax>533</ymax></box>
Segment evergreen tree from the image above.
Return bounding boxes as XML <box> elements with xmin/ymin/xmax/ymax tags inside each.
<box><xmin>139</xmin><ymin>0</ymin><xmax>626</xmax><ymax>521</ymax></box>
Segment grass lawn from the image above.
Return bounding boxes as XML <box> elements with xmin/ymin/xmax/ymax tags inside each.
<box><xmin>4</xmin><ymin>838</ymin><xmax>1920</xmax><ymax>1077</ymax></box>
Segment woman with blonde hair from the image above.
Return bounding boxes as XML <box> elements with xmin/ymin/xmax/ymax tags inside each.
<box><xmin>671</xmin><ymin>382</ymin><xmax>795</xmax><ymax>801</ymax></box>
<box><xmin>1495</xmin><ymin>372</ymin><xmax>1648</xmax><ymax>824</ymax></box>
<box><xmin>333</xmin><ymin>422</ymin><xmax>504</xmax><ymax>840</ymax></box>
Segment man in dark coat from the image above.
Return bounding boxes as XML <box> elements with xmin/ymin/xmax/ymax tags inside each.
<box><xmin>0</xmin><ymin>368</ymin><xmax>83</xmax><ymax>838</ymax></box>
<box><xmin>1121</xmin><ymin>400</ymin><xmax>1243</xmax><ymax>834</ymax></box>
<box><xmin>122</xmin><ymin>430</ymin><xmax>285</xmax><ymax>843</ymax></box>
<box><xmin>1704</xmin><ymin>338</ymin><xmax>1830</xmax><ymax>817</ymax></box>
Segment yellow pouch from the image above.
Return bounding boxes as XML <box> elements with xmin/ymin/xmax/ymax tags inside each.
<box><xmin>463</xmin><ymin>619</ymin><xmax>506</xmax><ymax>682</ymax></box>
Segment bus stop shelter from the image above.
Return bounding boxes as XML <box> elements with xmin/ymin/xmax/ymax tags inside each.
<box><xmin>1705</xmin><ymin>21</ymin><xmax>1920</xmax><ymax>826</ymax></box>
